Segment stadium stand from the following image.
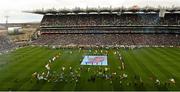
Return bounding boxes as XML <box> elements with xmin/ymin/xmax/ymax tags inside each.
<box><xmin>0</xmin><ymin>34</ymin><xmax>15</xmax><ymax>53</ymax></box>
<box><xmin>41</xmin><ymin>14</ymin><xmax>180</xmax><ymax>26</ymax></box>
<box><xmin>31</xmin><ymin>8</ymin><xmax>180</xmax><ymax>47</ymax></box>
<box><xmin>33</xmin><ymin>34</ymin><xmax>180</xmax><ymax>46</ymax></box>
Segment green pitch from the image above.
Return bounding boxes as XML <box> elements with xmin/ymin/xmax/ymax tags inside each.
<box><xmin>0</xmin><ymin>46</ymin><xmax>180</xmax><ymax>91</ymax></box>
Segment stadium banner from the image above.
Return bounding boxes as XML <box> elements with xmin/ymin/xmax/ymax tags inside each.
<box><xmin>81</xmin><ymin>56</ymin><xmax>108</xmax><ymax>66</ymax></box>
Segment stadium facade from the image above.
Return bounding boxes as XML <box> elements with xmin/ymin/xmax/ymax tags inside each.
<box><xmin>30</xmin><ymin>7</ymin><xmax>180</xmax><ymax>47</ymax></box>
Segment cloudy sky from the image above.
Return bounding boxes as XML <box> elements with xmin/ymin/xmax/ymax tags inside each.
<box><xmin>0</xmin><ymin>0</ymin><xmax>180</xmax><ymax>23</ymax></box>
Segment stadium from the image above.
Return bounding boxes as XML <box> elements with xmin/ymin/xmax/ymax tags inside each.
<box><xmin>0</xmin><ymin>5</ymin><xmax>180</xmax><ymax>91</ymax></box>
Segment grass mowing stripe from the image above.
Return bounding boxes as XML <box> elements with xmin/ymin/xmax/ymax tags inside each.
<box><xmin>149</xmin><ymin>48</ymin><xmax>178</xmax><ymax>77</ymax></box>
<box><xmin>0</xmin><ymin>47</ymin><xmax>180</xmax><ymax>91</ymax></box>
<box><xmin>140</xmin><ymin>48</ymin><xmax>170</xmax><ymax>90</ymax></box>
<box><xmin>160</xmin><ymin>48</ymin><xmax>180</xmax><ymax>60</ymax></box>
<box><xmin>120</xmin><ymin>49</ymin><xmax>142</xmax><ymax>91</ymax></box>
<box><xmin>9</xmin><ymin>47</ymin><xmax>38</xmax><ymax>60</ymax></box>
<box><xmin>38</xmin><ymin>50</ymin><xmax>64</xmax><ymax>91</ymax></box>
<box><xmin>170</xmin><ymin>48</ymin><xmax>180</xmax><ymax>53</ymax></box>
<box><xmin>74</xmin><ymin>49</ymin><xmax>94</xmax><ymax>91</ymax></box>
<box><xmin>140</xmin><ymin>48</ymin><xmax>168</xmax><ymax>80</ymax></box>
<box><xmin>14</xmin><ymin>49</ymin><xmax>52</xmax><ymax>90</ymax></box>
<box><xmin>0</xmin><ymin>47</ymin><xmax>37</xmax><ymax>67</ymax></box>
<box><xmin>146</xmin><ymin>49</ymin><xmax>178</xmax><ymax>80</ymax></box>
<box><xmin>0</xmin><ymin>47</ymin><xmax>47</xmax><ymax>89</ymax></box>
<box><xmin>149</xmin><ymin>48</ymin><xmax>180</xmax><ymax>90</ymax></box>
<box><xmin>20</xmin><ymin>48</ymin><xmax>58</xmax><ymax>90</ymax></box>
<box><xmin>62</xmin><ymin>49</ymin><xmax>84</xmax><ymax>90</ymax></box>
<box><xmin>122</xmin><ymin>50</ymin><xmax>137</xmax><ymax>91</ymax></box>
<box><xmin>156</xmin><ymin>48</ymin><xmax>180</xmax><ymax>72</ymax></box>
<box><xmin>2</xmin><ymin>47</ymin><xmax>42</xmax><ymax>68</ymax></box>
<box><xmin>145</xmin><ymin>48</ymin><xmax>172</xmax><ymax>77</ymax></box>
<box><xmin>18</xmin><ymin>49</ymin><xmax>57</xmax><ymax>90</ymax></box>
<box><xmin>40</xmin><ymin>49</ymin><xmax>80</xmax><ymax>90</ymax></box>
<box><xmin>0</xmin><ymin>47</ymin><xmax>47</xmax><ymax>90</ymax></box>
<box><xmin>62</xmin><ymin>50</ymin><xmax>83</xmax><ymax>91</ymax></box>
<box><xmin>0</xmin><ymin>47</ymin><xmax>43</xmax><ymax>80</ymax></box>
<box><xmin>121</xmin><ymin>49</ymin><xmax>141</xmax><ymax>91</ymax></box>
<box><xmin>138</xmin><ymin>49</ymin><xmax>169</xmax><ymax>90</ymax></box>
<box><xmin>133</xmin><ymin>48</ymin><xmax>159</xmax><ymax>90</ymax></box>
<box><xmin>109</xmin><ymin>50</ymin><xmax>121</xmax><ymax>91</ymax></box>
<box><xmin>130</xmin><ymin>48</ymin><xmax>160</xmax><ymax>90</ymax></box>
<box><xmin>127</xmin><ymin>50</ymin><xmax>147</xmax><ymax>90</ymax></box>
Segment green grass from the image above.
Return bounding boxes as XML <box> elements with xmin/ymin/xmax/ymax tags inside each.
<box><xmin>0</xmin><ymin>46</ymin><xmax>180</xmax><ymax>91</ymax></box>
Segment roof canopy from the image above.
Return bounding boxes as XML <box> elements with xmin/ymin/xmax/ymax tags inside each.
<box><xmin>25</xmin><ymin>6</ymin><xmax>180</xmax><ymax>15</ymax></box>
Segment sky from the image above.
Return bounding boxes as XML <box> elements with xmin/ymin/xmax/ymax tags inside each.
<box><xmin>0</xmin><ymin>0</ymin><xmax>180</xmax><ymax>23</ymax></box>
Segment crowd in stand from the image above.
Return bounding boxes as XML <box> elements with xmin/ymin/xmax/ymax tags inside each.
<box><xmin>33</xmin><ymin>13</ymin><xmax>180</xmax><ymax>47</ymax></box>
<box><xmin>0</xmin><ymin>35</ymin><xmax>15</xmax><ymax>53</ymax></box>
<box><xmin>32</xmin><ymin>34</ymin><xmax>180</xmax><ymax>46</ymax></box>
<box><xmin>41</xmin><ymin>14</ymin><xmax>180</xmax><ymax>26</ymax></box>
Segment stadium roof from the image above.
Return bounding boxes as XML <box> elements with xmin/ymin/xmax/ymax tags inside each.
<box><xmin>25</xmin><ymin>6</ymin><xmax>180</xmax><ymax>15</ymax></box>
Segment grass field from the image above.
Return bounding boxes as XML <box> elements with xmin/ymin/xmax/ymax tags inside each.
<box><xmin>0</xmin><ymin>46</ymin><xmax>180</xmax><ymax>91</ymax></box>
